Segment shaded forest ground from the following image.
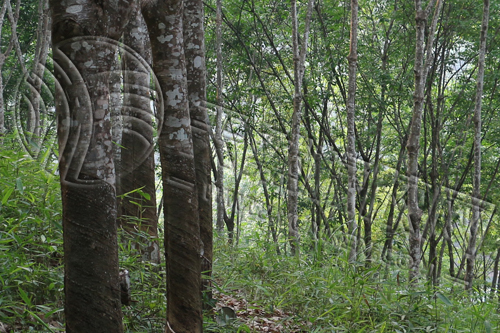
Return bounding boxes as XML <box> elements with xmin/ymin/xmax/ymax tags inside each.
<box><xmin>1</xmin><ymin>140</ymin><xmax>499</xmax><ymax>332</ymax></box>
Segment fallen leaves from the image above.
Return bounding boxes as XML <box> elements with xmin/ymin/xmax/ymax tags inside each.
<box><xmin>214</xmin><ymin>289</ymin><xmax>312</xmax><ymax>332</ymax></box>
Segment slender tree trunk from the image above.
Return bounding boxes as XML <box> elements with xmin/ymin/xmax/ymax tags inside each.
<box><xmin>407</xmin><ymin>0</ymin><xmax>441</xmax><ymax>283</ymax></box>
<box><xmin>491</xmin><ymin>248</ymin><xmax>500</xmax><ymax>297</ymax></box>
<box><xmin>142</xmin><ymin>0</ymin><xmax>203</xmax><ymax>330</ymax></box>
<box><xmin>287</xmin><ymin>0</ymin><xmax>314</xmax><ymax>256</ymax></box>
<box><xmin>183</xmin><ymin>0</ymin><xmax>213</xmax><ymax>305</ymax></box>
<box><xmin>0</xmin><ymin>0</ymin><xmax>17</xmax><ymax>136</ymax></box>
<box><xmin>51</xmin><ymin>0</ymin><xmax>137</xmax><ymax>331</ymax></box>
<box><xmin>465</xmin><ymin>0</ymin><xmax>489</xmax><ymax>291</ymax></box>
<box><xmin>214</xmin><ymin>0</ymin><xmax>226</xmax><ymax>235</ymax></box>
<box><xmin>119</xmin><ymin>11</ymin><xmax>160</xmax><ymax>264</ymax></box>
<box><xmin>30</xmin><ymin>0</ymin><xmax>51</xmax><ymax>140</ymax></box>
<box><xmin>345</xmin><ymin>0</ymin><xmax>359</xmax><ymax>262</ymax></box>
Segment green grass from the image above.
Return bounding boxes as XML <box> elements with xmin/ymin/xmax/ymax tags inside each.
<box><xmin>211</xmin><ymin>239</ymin><xmax>500</xmax><ymax>332</ymax></box>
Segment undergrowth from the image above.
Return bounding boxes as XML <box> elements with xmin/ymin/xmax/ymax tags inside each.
<box><xmin>1</xmin><ymin>140</ymin><xmax>499</xmax><ymax>332</ymax></box>
<box><xmin>211</xmin><ymin>237</ymin><xmax>500</xmax><ymax>332</ymax></box>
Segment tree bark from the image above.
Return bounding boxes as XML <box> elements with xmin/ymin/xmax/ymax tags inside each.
<box><xmin>287</xmin><ymin>0</ymin><xmax>314</xmax><ymax>256</ymax></box>
<box><xmin>0</xmin><ymin>0</ymin><xmax>16</xmax><ymax>136</ymax></box>
<box><xmin>119</xmin><ymin>11</ymin><xmax>160</xmax><ymax>264</ymax></box>
<box><xmin>407</xmin><ymin>0</ymin><xmax>441</xmax><ymax>284</ymax></box>
<box><xmin>183</xmin><ymin>0</ymin><xmax>213</xmax><ymax>306</ymax></box>
<box><xmin>142</xmin><ymin>0</ymin><xmax>203</xmax><ymax>331</ymax></box>
<box><xmin>465</xmin><ymin>0</ymin><xmax>489</xmax><ymax>291</ymax></box>
<box><xmin>215</xmin><ymin>0</ymin><xmax>226</xmax><ymax>235</ymax></box>
<box><xmin>50</xmin><ymin>0</ymin><xmax>137</xmax><ymax>331</ymax></box>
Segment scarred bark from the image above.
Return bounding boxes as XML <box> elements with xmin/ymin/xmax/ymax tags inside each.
<box><xmin>183</xmin><ymin>0</ymin><xmax>213</xmax><ymax>304</ymax></box>
<box><xmin>142</xmin><ymin>0</ymin><xmax>203</xmax><ymax>331</ymax></box>
<box><xmin>50</xmin><ymin>0</ymin><xmax>137</xmax><ymax>331</ymax></box>
<box><xmin>118</xmin><ymin>12</ymin><xmax>160</xmax><ymax>264</ymax></box>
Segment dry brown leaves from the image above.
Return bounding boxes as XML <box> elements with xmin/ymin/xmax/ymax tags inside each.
<box><xmin>214</xmin><ymin>289</ymin><xmax>312</xmax><ymax>332</ymax></box>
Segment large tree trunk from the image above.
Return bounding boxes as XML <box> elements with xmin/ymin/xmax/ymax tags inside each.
<box><xmin>142</xmin><ymin>0</ymin><xmax>203</xmax><ymax>331</ymax></box>
<box><xmin>118</xmin><ymin>11</ymin><xmax>160</xmax><ymax>264</ymax></box>
<box><xmin>50</xmin><ymin>0</ymin><xmax>136</xmax><ymax>331</ymax></box>
<box><xmin>183</xmin><ymin>0</ymin><xmax>213</xmax><ymax>305</ymax></box>
<box><xmin>465</xmin><ymin>0</ymin><xmax>489</xmax><ymax>291</ymax></box>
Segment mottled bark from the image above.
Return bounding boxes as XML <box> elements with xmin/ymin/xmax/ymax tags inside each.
<box><xmin>183</xmin><ymin>0</ymin><xmax>213</xmax><ymax>304</ymax></box>
<box><xmin>118</xmin><ymin>12</ymin><xmax>159</xmax><ymax>264</ymax></box>
<box><xmin>287</xmin><ymin>0</ymin><xmax>314</xmax><ymax>256</ymax></box>
<box><xmin>465</xmin><ymin>0</ymin><xmax>489</xmax><ymax>291</ymax></box>
<box><xmin>51</xmin><ymin>0</ymin><xmax>137</xmax><ymax>331</ymax></box>
<box><xmin>346</xmin><ymin>0</ymin><xmax>358</xmax><ymax>263</ymax></box>
<box><xmin>142</xmin><ymin>0</ymin><xmax>203</xmax><ymax>331</ymax></box>
<box><xmin>215</xmin><ymin>0</ymin><xmax>226</xmax><ymax>235</ymax></box>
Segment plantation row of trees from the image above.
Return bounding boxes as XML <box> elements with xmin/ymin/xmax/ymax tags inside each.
<box><xmin>1</xmin><ymin>0</ymin><xmax>500</xmax><ymax>331</ymax></box>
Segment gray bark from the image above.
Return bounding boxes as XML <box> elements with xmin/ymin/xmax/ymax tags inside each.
<box><xmin>465</xmin><ymin>0</ymin><xmax>489</xmax><ymax>291</ymax></box>
<box><xmin>215</xmin><ymin>0</ymin><xmax>226</xmax><ymax>235</ymax></box>
<box><xmin>287</xmin><ymin>0</ymin><xmax>314</xmax><ymax>256</ymax></box>
<box><xmin>346</xmin><ymin>0</ymin><xmax>358</xmax><ymax>263</ymax></box>
<box><xmin>407</xmin><ymin>0</ymin><xmax>441</xmax><ymax>283</ymax></box>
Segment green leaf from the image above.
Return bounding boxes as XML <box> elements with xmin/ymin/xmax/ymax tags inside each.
<box><xmin>1</xmin><ymin>187</ymin><xmax>14</xmax><ymax>205</ymax></box>
<box><xmin>139</xmin><ymin>191</ymin><xmax>151</xmax><ymax>200</ymax></box>
<box><xmin>436</xmin><ymin>292</ymin><xmax>452</xmax><ymax>306</ymax></box>
<box><xmin>18</xmin><ymin>286</ymin><xmax>32</xmax><ymax>307</ymax></box>
<box><xmin>15</xmin><ymin>177</ymin><xmax>23</xmax><ymax>194</ymax></box>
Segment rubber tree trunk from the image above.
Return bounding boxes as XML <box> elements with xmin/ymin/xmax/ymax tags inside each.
<box><xmin>142</xmin><ymin>0</ymin><xmax>203</xmax><ymax>331</ymax></box>
<box><xmin>465</xmin><ymin>0</ymin><xmax>489</xmax><ymax>291</ymax></box>
<box><xmin>50</xmin><ymin>0</ymin><xmax>137</xmax><ymax>331</ymax></box>
<box><xmin>183</xmin><ymin>0</ymin><xmax>213</xmax><ymax>305</ymax></box>
<box><xmin>117</xmin><ymin>11</ymin><xmax>160</xmax><ymax>264</ymax></box>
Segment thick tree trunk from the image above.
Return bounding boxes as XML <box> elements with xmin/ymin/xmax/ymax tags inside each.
<box><xmin>51</xmin><ymin>0</ymin><xmax>137</xmax><ymax>331</ymax></box>
<box><xmin>119</xmin><ymin>11</ymin><xmax>160</xmax><ymax>264</ymax></box>
<box><xmin>465</xmin><ymin>0</ymin><xmax>489</xmax><ymax>291</ymax></box>
<box><xmin>142</xmin><ymin>0</ymin><xmax>203</xmax><ymax>331</ymax></box>
<box><xmin>183</xmin><ymin>0</ymin><xmax>213</xmax><ymax>305</ymax></box>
